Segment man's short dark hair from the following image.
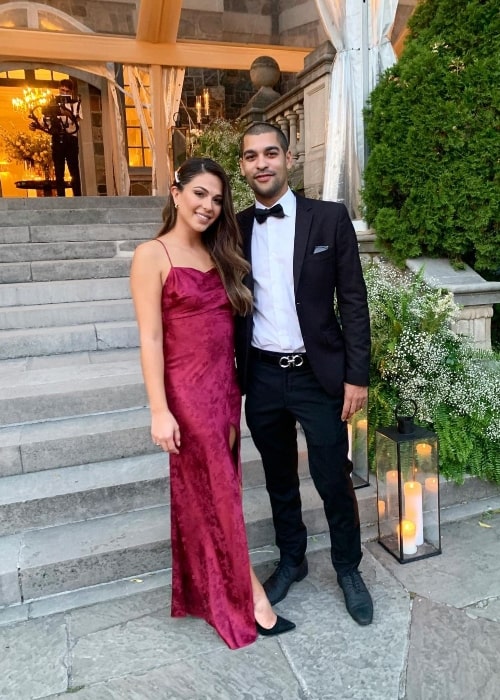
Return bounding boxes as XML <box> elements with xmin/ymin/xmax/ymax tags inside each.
<box><xmin>240</xmin><ymin>122</ymin><xmax>289</xmax><ymax>156</ymax></box>
<box><xmin>59</xmin><ymin>78</ymin><xmax>74</xmax><ymax>91</ymax></box>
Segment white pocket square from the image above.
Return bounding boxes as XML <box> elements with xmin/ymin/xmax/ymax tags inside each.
<box><xmin>313</xmin><ymin>245</ymin><xmax>329</xmax><ymax>254</ymax></box>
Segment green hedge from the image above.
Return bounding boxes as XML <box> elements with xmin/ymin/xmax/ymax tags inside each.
<box><xmin>362</xmin><ymin>0</ymin><xmax>500</xmax><ymax>273</ymax></box>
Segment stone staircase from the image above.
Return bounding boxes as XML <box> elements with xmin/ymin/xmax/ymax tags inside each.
<box><xmin>1</xmin><ymin>196</ymin><xmax>497</xmax><ymax>622</ymax></box>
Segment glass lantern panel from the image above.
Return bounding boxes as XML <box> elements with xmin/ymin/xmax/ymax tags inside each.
<box><xmin>348</xmin><ymin>407</ymin><xmax>369</xmax><ymax>488</ymax></box>
<box><xmin>376</xmin><ymin>432</ymin><xmax>401</xmax><ymax>545</ymax></box>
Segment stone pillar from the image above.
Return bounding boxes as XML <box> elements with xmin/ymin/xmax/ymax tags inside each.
<box><xmin>296</xmin><ymin>42</ymin><xmax>336</xmax><ymax>199</ymax></box>
<box><xmin>453</xmin><ymin>306</ymin><xmax>494</xmax><ymax>350</ymax></box>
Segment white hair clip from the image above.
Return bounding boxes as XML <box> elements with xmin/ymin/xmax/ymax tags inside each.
<box><xmin>174</xmin><ymin>169</ymin><xmax>181</xmax><ymax>185</ymax></box>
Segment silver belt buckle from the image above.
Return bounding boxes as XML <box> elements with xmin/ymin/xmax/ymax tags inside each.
<box><xmin>279</xmin><ymin>354</ymin><xmax>304</xmax><ymax>368</ymax></box>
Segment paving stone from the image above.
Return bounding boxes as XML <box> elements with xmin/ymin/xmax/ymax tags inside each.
<box><xmin>271</xmin><ymin>548</ymin><xmax>410</xmax><ymax>700</ymax></box>
<box><xmin>405</xmin><ymin>597</ymin><xmax>500</xmax><ymax>700</ymax></box>
<box><xmin>366</xmin><ymin>513</ymin><xmax>500</xmax><ymax>609</ymax></box>
<box><xmin>56</xmin><ymin>643</ymin><xmax>301</xmax><ymax>699</ymax></box>
<box><xmin>0</xmin><ymin>614</ymin><xmax>68</xmax><ymax>699</ymax></box>
<box><xmin>68</xmin><ymin>586</ymin><xmax>169</xmax><ymax>638</ymax></box>
<box><xmin>465</xmin><ymin>596</ymin><xmax>500</xmax><ymax>623</ymax></box>
<box><xmin>70</xmin><ymin>607</ymin><xmax>222</xmax><ymax>687</ymax></box>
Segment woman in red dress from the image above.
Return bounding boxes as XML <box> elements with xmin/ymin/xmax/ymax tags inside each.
<box><xmin>130</xmin><ymin>158</ymin><xmax>295</xmax><ymax>649</ymax></box>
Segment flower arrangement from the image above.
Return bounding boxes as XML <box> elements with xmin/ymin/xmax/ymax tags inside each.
<box><xmin>0</xmin><ymin>126</ymin><xmax>53</xmax><ymax>177</ymax></box>
<box><xmin>365</xmin><ymin>261</ymin><xmax>500</xmax><ymax>484</ymax></box>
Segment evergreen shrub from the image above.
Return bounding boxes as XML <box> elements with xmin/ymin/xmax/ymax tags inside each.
<box><xmin>362</xmin><ymin>0</ymin><xmax>500</xmax><ymax>273</ymax></box>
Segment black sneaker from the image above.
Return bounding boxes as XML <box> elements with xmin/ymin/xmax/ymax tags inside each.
<box><xmin>337</xmin><ymin>569</ymin><xmax>373</xmax><ymax>626</ymax></box>
<box><xmin>263</xmin><ymin>558</ymin><xmax>308</xmax><ymax>605</ymax></box>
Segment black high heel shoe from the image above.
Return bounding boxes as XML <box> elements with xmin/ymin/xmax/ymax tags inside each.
<box><xmin>255</xmin><ymin>614</ymin><xmax>296</xmax><ymax>637</ymax></box>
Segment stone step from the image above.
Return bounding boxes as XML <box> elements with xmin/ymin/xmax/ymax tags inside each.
<box><xmin>0</xmin><ymin>257</ymin><xmax>132</xmax><ymax>284</ymax></box>
<box><xmin>0</xmin><ymin>433</ymin><xmax>308</xmax><ymax>537</ymax></box>
<box><xmin>0</xmin><ymin>222</ymin><xmax>158</xmax><ymax>246</ymax></box>
<box><xmin>0</xmin><ymin>277</ymin><xmax>130</xmax><ymax>307</ymax></box>
<box><xmin>0</xmin><ymin>207</ymin><xmax>161</xmax><ymax>230</ymax></box>
<box><xmin>0</xmin><ymin>238</ymin><xmax>145</xmax><ymax>263</ymax></box>
<box><xmin>0</xmin><ymin>320</ymin><xmax>138</xmax><ymax>359</ymax></box>
<box><xmin>0</xmin><ymin>195</ymin><xmax>164</xmax><ymax>212</ymax></box>
<box><xmin>0</xmin><ymin>406</ymin><xmax>154</xmax><ymax>476</ymax></box>
<box><xmin>0</xmin><ymin>404</ymin><xmax>266</xmax><ymax>477</ymax></box>
<box><xmin>1</xmin><ymin>474</ymin><xmax>349</xmax><ymax>605</ymax></box>
<box><xmin>0</xmin><ymin>355</ymin><xmax>145</xmax><ymax>425</ymax></box>
<box><xmin>2</xmin><ymin>470</ymin><xmax>499</xmax><ymax>609</ymax></box>
<box><xmin>0</xmin><ymin>453</ymin><xmax>169</xmax><ymax>537</ymax></box>
<box><xmin>0</xmin><ymin>299</ymin><xmax>134</xmax><ymax>330</ymax></box>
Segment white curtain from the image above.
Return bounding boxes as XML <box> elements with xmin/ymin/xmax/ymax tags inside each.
<box><xmin>315</xmin><ymin>0</ymin><xmax>398</xmax><ymax>217</ymax></box>
<box><xmin>124</xmin><ymin>65</ymin><xmax>185</xmax><ymax>195</ymax></box>
<box><xmin>67</xmin><ymin>62</ymin><xmax>130</xmax><ymax>195</ymax></box>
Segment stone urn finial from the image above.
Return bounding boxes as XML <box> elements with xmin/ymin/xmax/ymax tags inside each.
<box><xmin>241</xmin><ymin>56</ymin><xmax>281</xmax><ymax>115</ymax></box>
<box><xmin>250</xmin><ymin>56</ymin><xmax>281</xmax><ymax>90</ymax></box>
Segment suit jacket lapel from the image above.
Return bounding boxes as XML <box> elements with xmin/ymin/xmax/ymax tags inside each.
<box><xmin>293</xmin><ymin>195</ymin><xmax>313</xmax><ymax>294</ymax></box>
<box><xmin>238</xmin><ymin>206</ymin><xmax>255</xmax><ymax>294</ymax></box>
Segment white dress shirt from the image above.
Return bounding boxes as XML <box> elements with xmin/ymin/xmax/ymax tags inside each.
<box><xmin>251</xmin><ymin>188</ymin><xmax>306</xmax><ymax>353</ymax></box>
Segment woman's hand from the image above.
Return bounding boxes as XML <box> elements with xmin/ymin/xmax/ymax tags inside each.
<box><xmin>151</xmin><ymin>410</ymin><xmax>181</xmax><ymax>454</ymax></box>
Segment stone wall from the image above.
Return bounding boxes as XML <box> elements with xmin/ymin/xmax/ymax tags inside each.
<box><xmin>179</xmin><ymin>0</ymin><xmax>323</xmax><ymax>47</ymax></box>
<box><xmin>0</xmin><ymin>0</ymin><xmax>137</xmax><ymax>35</ymax></box>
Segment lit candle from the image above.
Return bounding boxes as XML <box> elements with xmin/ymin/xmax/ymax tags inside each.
<box><xmin>404</xmin><ymin>480</ymin><xmax>423</xmax><ymax>545</ymax></box>
<box><xmin>347</xmin><ymin>423</ymin><xmax>352</xmax><ymax>461</ymax></box>
<box><xmin>416</xmin><ymin>442</ymin><xmax>432</xmax><ymax>469</ymax></box>
<box><xmin>352</xmin><ymin>417</ymin><xmax>368</xmax><ymax>476</ymax></box>
<box><xmin>424</xmin><ymin>477</ymin><xmax>439</xmax><ymax>513</ymax></box>
<box><xmin>203</xmin><ymin>88</ymin><xmax>210</xmax><ymax>116</ymax></box>
<box><xmin>195</xmin><ymin>95</ymin><xmax>202</xmax><ymax>123</ymax></box>
<box><xmin>378</xmin><ymin>499</ymin><xmax>386</xmax><ymax>518</ymax></box>
<box><xmin>386</xmin><ymin>469</ymin><xmax>399</xmax><ymax>524</ymax></box>
<box><xmin>398</xmin><ymin>519</ymin><xmax>417</xmax><ymax>555</ymax></box>
<box><xmin>357</xmin><ymin>418</ymin><xmax>368</xmax><ymax>433</ymax></box>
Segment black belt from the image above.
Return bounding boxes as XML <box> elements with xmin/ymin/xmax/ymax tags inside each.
<box><xmin>251</xmin><ymin>347</ymin><xmax>309</xmax><ymax>369</ymax></box>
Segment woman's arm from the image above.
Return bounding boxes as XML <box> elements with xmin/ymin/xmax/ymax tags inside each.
<box><xmin>130</xmin><ymin>243</ymin><xmax>180</xmax><ymax>454</ymax></box>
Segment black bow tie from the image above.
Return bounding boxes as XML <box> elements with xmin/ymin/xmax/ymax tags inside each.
<box><xmin>254</xmin><ymin>203</ymin><xmax>285</xmax><ymax>224</ymax></box>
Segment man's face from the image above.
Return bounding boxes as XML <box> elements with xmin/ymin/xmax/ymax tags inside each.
<box><xmin>59</xmin><ymin>85</ymin><xmax>72</xmax><ymax>96</ymax></box>
<box><xmin>239</xmin><ymin>131</ymin><xmax>293</xmax><ymax>206</ymax></box>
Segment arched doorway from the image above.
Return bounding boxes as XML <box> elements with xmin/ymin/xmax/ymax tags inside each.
<box><xmin>0</xmin><ymin>2</ymin><xmax>129</xmax><ymax>197</ymax></box>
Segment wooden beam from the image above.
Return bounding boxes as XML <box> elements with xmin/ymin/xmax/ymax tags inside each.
<box><xmin>0</xmin><ymin>29</ymin><xmax>310</xmax><ymax>72</ymax></box>
<box><xmin>136</xmin><ymin>0</ymin><xmax>181</xmax><ymax>44</ymax></box>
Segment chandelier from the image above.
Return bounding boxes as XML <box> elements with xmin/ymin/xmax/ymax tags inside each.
<box><xmin>195</xmin><ymin>88</ymin><xmax>210</xmax><ymax>125</ymax></box>
<box><xmin>12</xmin><ymin>88</ymin><xmax>53</xmax><ymax>114</ymax></box>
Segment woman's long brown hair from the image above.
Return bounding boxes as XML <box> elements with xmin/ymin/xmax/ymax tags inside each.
<box><xmin>157</xmin><ymin>158</ymin><xmax>252</xmax><ymax>316</ymax></box>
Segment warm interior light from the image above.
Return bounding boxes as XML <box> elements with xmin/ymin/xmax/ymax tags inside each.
<box><xmin>11</xmin><ymin>87</ymin><xmax>53</xmax><ymax>113</ymax></box>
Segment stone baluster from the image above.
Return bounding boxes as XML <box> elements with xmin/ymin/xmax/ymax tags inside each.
<box><xmin>286</xmin><ymin>109</ymin><xmax>298</xmax><ymax>161</ymax></box>
<box><xmin>276</xmin><ymin>116</ymin><xmax>289</xmax><ymax>148</ymax></box>
<box><xmin>295</xmin><ymin>104</ymin><xmax>305</xmax><ymax>164</ymax></box>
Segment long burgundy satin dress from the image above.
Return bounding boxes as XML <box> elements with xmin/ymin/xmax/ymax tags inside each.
<box><xmin>156</xmin><ymin>239</ymin><xmax>257</xmax><ymax>650</ymax></box>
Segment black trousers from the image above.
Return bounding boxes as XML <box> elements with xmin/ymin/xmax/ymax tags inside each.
<box><xmin>52</xmin><ymin>133</ymin><xmax>82</xmax><ymax>197</ymax></box>
<box><xmin>245</xmin><ymin>357</ymin><xmax>362</xmax><ymax>576</ymax></box>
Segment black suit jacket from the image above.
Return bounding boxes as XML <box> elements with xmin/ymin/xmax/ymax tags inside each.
<box><xmin>235</xmin><ymin>194</ymin><xmax>371</xmax><ymax>397</ymax></box>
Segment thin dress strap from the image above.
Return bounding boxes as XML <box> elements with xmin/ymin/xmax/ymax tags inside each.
<box><xmin>154</xmin><ymin>237</ymin><xmax>174</xmax><ymax>267</ymax></box>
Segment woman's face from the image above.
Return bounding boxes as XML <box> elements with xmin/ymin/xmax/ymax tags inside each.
<box><xmin>172</xmin><ymin>172</ymin><xmax>223</xmax><ymax>232</ymax></box>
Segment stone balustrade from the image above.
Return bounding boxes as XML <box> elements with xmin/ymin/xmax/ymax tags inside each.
<box><xmin>406</xmin><ymin>258</ymin><xmax>500</xmax><ymax>350</ymax></box>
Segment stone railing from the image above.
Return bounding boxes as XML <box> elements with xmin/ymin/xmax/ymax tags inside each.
<box><xmin>406</xmin><ymin>258</ymin><xmax>500</xmax><ymax>350</ymax></box>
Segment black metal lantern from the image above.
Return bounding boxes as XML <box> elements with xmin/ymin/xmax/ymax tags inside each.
<box><xmin>348</xmin><ymin>407</ymin><xmax>369</xmax><ymax>489</ymax></box>
<box><xmin>376</xmin><ymin>402</ymin><xmax>441</xmax><ymax>563</ymax></box>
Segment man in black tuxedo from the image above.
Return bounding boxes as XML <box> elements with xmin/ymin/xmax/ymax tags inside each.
<box><xmin>236</xmin><ymin>122</ymin><xmax>373</xmax><ymax>626</ymax></box>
